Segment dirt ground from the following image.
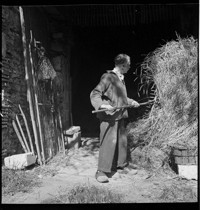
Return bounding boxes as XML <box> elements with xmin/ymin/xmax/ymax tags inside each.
<box><xmin>2</xmin><ymin>137</ymin><xmax>198</xmax><ymax>204</ymax></box>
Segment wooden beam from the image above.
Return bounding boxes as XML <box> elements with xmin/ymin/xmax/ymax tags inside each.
<box><xmin>58</xmin><ymin>108</ymin><xmax>65</xmax><ymax>154</ymax></box>
<box><xmin>19</xmin><ymin>104</ymin><xmax>35</xmax><ymax>154</ymax></box>
<box><xmin>19</xmin><ymin>6</ymin><xmax>42</xmax><ymax>165</ymax></box>
<box><xmin>12</xmin><ymin>120</ymin><xmax>28</xmax><ymax>153</ymax></box>
<box><xmin>16</xmin><ymin>115</ymin><xmax>31</xmax><ymax>152</ymax></box>
<box><xmin>29</xmin><ymin>30</ymin><xmax>45</xmax><ymax>164</ymax></box>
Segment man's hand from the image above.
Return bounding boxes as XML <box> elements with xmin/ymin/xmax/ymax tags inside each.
<box><xmin>100</xmin><ymin>104</ymin><xmax>114</xmax><ymax>110</ymax></box>
<box><xmin>131</xmin><ymin>100</ymin><xmax>140</xmax><ymax>107</ymax></box>
<box><xmin>100</xmin><ymin>104</ymin><xmax>116</xmax><ymax>115</ymax></box>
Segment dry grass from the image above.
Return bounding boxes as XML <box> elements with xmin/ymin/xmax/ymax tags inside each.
<box><xmin>2</xmin><ymin>166</ymin><xmax>41</xmax><ymax>196</ymax></box>
<box><xmin>128</xmin><ymin>36</ymin><xmax>198</xmax><ymax>168</ymax></box>
<box><xmin>159</xmin><ymin>182</ymin><xmax>197</xmax><ymax>202</ymax></box>
<box><xmin>41</xmin><ymin>183</ymin><xmax>124</xmax><ymax>203</ymax></box>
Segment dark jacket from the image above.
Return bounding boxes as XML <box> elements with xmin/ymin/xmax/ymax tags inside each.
<box><xmin>90</xmin><ymin>70</ymin><xmax>134</xmax><ymax>121</ymax></box>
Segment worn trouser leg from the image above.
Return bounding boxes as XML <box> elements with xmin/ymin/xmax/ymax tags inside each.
<box><xmin>97</xmin><ymin>119</ymin><xmax>127</xmax><ymax>173</ymax></box>
<box><xmin>116</xmin><ymin>119</ymin><xmax>127</xmax><ymax>168</ymax></box>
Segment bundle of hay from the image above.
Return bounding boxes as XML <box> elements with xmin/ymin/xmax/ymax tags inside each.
<box><xmin>128</xmin><ymin>36</ymin><xmax>198</xmax><ymax>168</ymax></box>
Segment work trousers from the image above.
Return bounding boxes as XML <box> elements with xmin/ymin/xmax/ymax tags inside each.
<box><xmin>98</xmin><ymin>118</ymin><xmax>127</xmax><ymax>173</ymax></box>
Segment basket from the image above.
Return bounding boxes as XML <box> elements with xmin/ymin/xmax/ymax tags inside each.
<box><xmin>172</xmin><ymin>147</ymin><xmax>197</xmax><ymax>165</ymax></box>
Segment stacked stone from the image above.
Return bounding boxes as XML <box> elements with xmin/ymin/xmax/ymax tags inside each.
<box><xmin>2</xmin><ymin>6</ymin><xmax>32</xmax><ymax>160</ymax></box>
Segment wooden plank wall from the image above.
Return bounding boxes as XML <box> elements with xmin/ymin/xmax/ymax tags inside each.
<box><xmin>62</xmin><ymin>4</ymin><xmax>179</xmax><ymax>27</ymax></box>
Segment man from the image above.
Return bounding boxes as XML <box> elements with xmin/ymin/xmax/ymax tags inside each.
<box><xmin>90</xmin><ymin>53</ymin><xmax>140</xmax><ymax>183</ymax></box>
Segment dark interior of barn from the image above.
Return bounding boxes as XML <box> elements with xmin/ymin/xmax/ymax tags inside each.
<box><xmin>1</xmin><ymin>4</ymin><xmax>198</xmax><ymax>201</ymax></box>
<box><xmin>3</xmin><ymin>4</ymin><xmax>198</xmax><ymax>141</ymax></box>
<box><xmin>38</xmin><ymin>4</ymin><xmax>198</xmax><ymax>137</ymax></box>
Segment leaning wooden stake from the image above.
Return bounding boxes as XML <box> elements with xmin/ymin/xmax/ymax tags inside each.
<box><xmin>19</xmin><ymin>104</ymin><xmax>35</xmax><ymax>154</ymax></box>
<box><xmin>54</xmin><ymin>116</ymin><xmax>61</xmax><ymax>152</ymax></box>
<box><xmin>58</xmin><ymin>108</ymin><xmax>65</xmax><ymax>154</ymax></box>
<box><xmin>16</xmin><ymin>114</ymin><xmax>31</xmax><ymax>152</ymax></box>
<box><xmin>12</xmin><ymin>120</ymin><xmax>28</xmax><ymax>153</ymax></box>
<box><xmin>29</xmin><ymin>31</ymin><xmax>45</xmax><ymax>164</ymax></box>
<box><xmin>19</xmin><ymin>6</ymin><xmax>42</xmax><ymax>165</ymax></box>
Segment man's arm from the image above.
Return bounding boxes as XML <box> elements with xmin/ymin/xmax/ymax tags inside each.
<box><xmin>90</xmin><ymin>73</ymin><xmax>113</xmax><ymax>111</ymax></box>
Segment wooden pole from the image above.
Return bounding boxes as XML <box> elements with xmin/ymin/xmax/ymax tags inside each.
<box><xmin>58</xmin><ymin>108</ymin><xmax>65</xmax><ymax>154</ymax></box>
<box><xmin>12</xmin><ymin>120</ymin><xmax>28</xmax><ymax>153</ymax></box>
<box><xmin>18</xmin><ymin>104</ymin><xmax>35</xmax><ymax>154</ymax></box>
<box><xmin>19</xmin><ymin>6</ymin><xmax>42</xmax><ymax>165</ymax></box>
<box><xmin>16</xmin><ymin>114</ymin><xmax>31</xmax><ymax>152</ymax></box>
<box><xmin>92</xmin><ymin>101</ymin><xmax>155</xmax><ymax>113</ymax></box>
<box><xmin>69</xmin><ymin>77</ymin><xmax>73</xmax><ymax>126</ymax></box>
<box><xmin>28</xmin><ymin>31</ymin><xmax>45</xmax><ymax>164</ymax></box>
<box><xmin>54</xmin><ymin>114</ymin><xmax>61</xmax><ymax>152</ymax></box>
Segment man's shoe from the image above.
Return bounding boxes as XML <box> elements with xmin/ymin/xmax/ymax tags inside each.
<box><xmin>95</xmin><ymin>171</ymin><xmax>109</xmax><ymax>183</ymax></box>
<box><xmin>111</xmin><ymin>171</ymin><xmax>121</xmax><ymax>179</ymax></box>
<box><xmin>117</xmin><ymin>165</ymin><xmax>138</xmax><ymax>175</ymax></box>
<box><xmin>105</xmin><ymin>171</ymin><xmax>121</xmax><ymax>179</ymax></box>
<box><xmin>126</xmin><ymin>163</ymin><xmax>138</xmax><ymax>169</ymax></box>
<box><xmin>117</xmin><ymin>167</ymin><xmax>129</xmax><ymax>174</ymax></box>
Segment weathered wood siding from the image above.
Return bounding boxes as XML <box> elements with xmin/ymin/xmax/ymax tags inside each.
<box><xmin>2</xmin><ymin>6</ymin><xmax>72</xmax><ymax>164</ymax></box>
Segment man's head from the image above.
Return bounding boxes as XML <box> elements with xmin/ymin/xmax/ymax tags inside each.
<box><xmin>114</xmin><ymin>54</ymin><xmax>131</xmax><ymax>74</ymax></box>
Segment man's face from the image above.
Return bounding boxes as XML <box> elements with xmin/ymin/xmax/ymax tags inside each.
<box><xmin>122</xmin><ymin>62</ymin><xmax>131</xmax><ymax>74</ymax></box>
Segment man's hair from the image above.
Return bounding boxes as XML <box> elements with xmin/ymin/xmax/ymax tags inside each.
<box><xmin>114</xmin><ymin>54</ymin><xmax>130</xmax><ymax>66</ymax></box>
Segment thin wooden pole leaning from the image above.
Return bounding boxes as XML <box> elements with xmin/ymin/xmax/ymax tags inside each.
<box><xmin>54</xmin><ymin>115</ymin><xmax>61</xmax><ymax>152</ymax></box>
<box><xmin>16</xmin><ymin>114</ymin><xmax>31</xmax><ymax>152</ymax></box>
<box><xmin>58</xmin><ymin>108</ymin><xmax>65</xmax><ymax>154</ymax></box>
<box><xmin>28</xmin><ymin>32</ymin><xmax>45</xmax><ymax>164</ymax></box>
<box><xmin>56</xmin><ymin>119</ymin><xmax>62</xmax><ymax>153</ymax></box>
<box><xmin>12</xmin><ymin>120</ymin><xmax>28</xmax><ymax>153</ymax></box>
<box><xmin>19</xmin><ymin>6</ymin><xmax>42</xmax><ymax>165</ymax></box>
<box><xmin>19</xmin><ymin>104</ymin><xmax>35</xmax><ymax>154</ymax></box>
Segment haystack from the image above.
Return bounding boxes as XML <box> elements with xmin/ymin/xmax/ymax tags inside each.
<box><xmin>128</xmin><ymin>36</ymin><xmax>198</xmax><ymax>170</ymax></box>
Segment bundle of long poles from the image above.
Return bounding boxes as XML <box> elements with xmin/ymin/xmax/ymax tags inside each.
<box><xmin>18</xmin><ymin>104</ymin><xmax>35</xmax><ymax>154</ymax></box>
<box><xmin>12</xmin><ymin>108</ymin><xmax>34</xmax><ymax>154</ymax></box>
<box><xmin>12</xmin><ymin>119</ymin><xmax>28</xmax><ymax>153</ymax></box>
<box><xmin>19</xmin><ymin>6</ymin><xmax>43</xmax><ymax>165</ymax></box>
<box><xmin>12</xmin><ymin>107</ymin><xmax>35</xmax><ymax>155</ymax></box>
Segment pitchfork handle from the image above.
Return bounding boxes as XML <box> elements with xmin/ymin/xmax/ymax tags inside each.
<box><xmin>92</xmin><ymin>101</ymin><xmax>153</xmax><ymax>113</ymax></box>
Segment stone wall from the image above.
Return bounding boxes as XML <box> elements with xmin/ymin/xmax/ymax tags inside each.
<box><xmin>2</xmin><ymin>6</ymin><xmax>72</xmax><ymax>164</ymax></box>
<box><xmin>2</xmin><ymin>6</ymin><xmax>30</xmax><ymax>160</ymax></box>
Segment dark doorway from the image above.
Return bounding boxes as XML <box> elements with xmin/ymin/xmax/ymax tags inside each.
<box><xmin>71</xmin><ymin>26</ymin><xmax>140</xmax><ymax>137</ymax></box>
<box><xmin>69</xmin><ymin>5</ymin><xmax>198</xmax><ymax>137</ymax></box>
